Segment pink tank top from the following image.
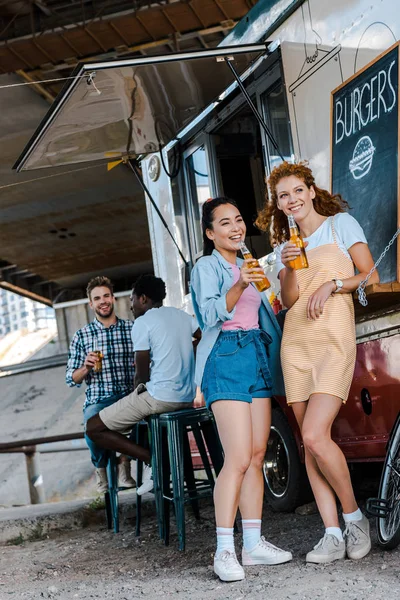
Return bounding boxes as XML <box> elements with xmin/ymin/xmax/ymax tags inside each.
<box><xmin>222</xmin><ymin>264</ymin><xmax>261</xmax><ymax>331</ymax></box>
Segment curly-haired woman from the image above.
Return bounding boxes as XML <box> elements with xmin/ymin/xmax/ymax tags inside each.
<box><xmin>256</xmin><ymin>161</ymin><xmax>378</xmax><ymax>564</ymax></box>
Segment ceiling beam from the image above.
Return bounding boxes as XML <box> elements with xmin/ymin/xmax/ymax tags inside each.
<box><xmin>0</xmin><ymin>281</ymin><xmax>54</xmax><ymax>306</ymax></box>
<box><xmin>0</xmin><ymin>0</ymin><xmax>248</xmax><ymax>74</ymax></box>
<box><xmin>34</xmin><ymin>1</ymin><xmax>52</xmax><ymax>18</ymax></box>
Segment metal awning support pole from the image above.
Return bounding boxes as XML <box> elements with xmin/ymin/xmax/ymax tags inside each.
<box><xmin>224</xmin><ymin>58</ymin><xmax>285</xmax><ymax>162</ymax></box>
<box><xmin>127</xmin><ymin>160</ymin><xmax>188</xmax><ymax>267</ymax></box>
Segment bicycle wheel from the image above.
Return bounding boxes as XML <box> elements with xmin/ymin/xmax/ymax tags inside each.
<box><xmin>377</xmin><ymin>414</ymin><xmax>400</xmax><ymax>550</ymax></box>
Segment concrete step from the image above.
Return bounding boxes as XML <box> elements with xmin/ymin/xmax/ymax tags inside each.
<box><xmin>0</xmin><ymin>491</ymin><xmax>154</xmax><ymax>545</ymax></box>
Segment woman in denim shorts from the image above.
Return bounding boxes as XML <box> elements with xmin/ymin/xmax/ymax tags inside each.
<box><xmin>191</xmin><ymin>197</ymin><xmax>292</xmax><ymax>582</ymax></box>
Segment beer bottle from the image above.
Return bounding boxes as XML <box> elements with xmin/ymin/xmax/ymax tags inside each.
<box><xmin>287</xmin><ymin>214</ymin><xmax>309</xmax><ymax>270</ymax></box>
<box><xmin>239</xmin><ymin>241</ymin><xmax>271</xmax><ymax>292</ymax></box>
<box><xmin>92</xmin><ymin>339</ymin><xmax>104</xmax><ymax>373</ymax></box>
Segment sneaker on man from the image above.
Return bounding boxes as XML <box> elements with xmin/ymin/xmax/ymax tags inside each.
<box><xmin>136</xmin><ymin>464</ymin><xmax>154</xmax><ymax>496</ymax></box>
<box><xmin>306</xmin><ymin>533</ymin><xmax>346</xmax><ymax>564</ymax></box>
<box><xmin>242</xmin><ymin>536</ymin><xmax>293</xmax><ymax>566</ymax></box>
<box><xmin>344</xmin><ymin>514</ymin><xmax>371</xmax><ymax>560</ymax></box>
<box><xmin>214</xmin><ymin>550</ymin><xmax>245</xmax><ymax>582</ymax></box>
<box><xmin>117</xmin><ymin>460</ymin><xmax>136</xmax><ymax>489</ymax></box>
<box><xmin>95</xmin><ymin>467</ymin><xmax>108</xmax><ymax>494</ymax></box>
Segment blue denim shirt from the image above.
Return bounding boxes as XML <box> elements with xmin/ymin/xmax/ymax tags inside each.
<box><xmin>190</xmin><ymin>249</ymin><xmax>285</xmax><ymax>395</ymax></box>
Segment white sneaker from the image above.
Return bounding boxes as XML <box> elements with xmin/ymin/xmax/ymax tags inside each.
<box><xmin>117</xmin><ymin>461</ymin><xmax>136</xmax><ymax>489</ymax></box>
<box><xmin>95</xmin><ymin>468</ymin><xmax>108</xmax><ymax>494</ymax></box>
<box><xmin>136</xmin><ymin>464</ymin><xmax>153</xmax><ymax>496</ymax></box>
<box><xmin>242</xmin><ymin>536</ymin><xmax>293</xmax><ymax>566</ymax></box>
<box><xmin>306</xmin><ymin>533</ymin><xmax>346</xmax><ymax>564</ymax></box>
<box><xmin>214</xmin><ymin>550</ymin><xmax>245</xmax><ymax>582</ymax></box>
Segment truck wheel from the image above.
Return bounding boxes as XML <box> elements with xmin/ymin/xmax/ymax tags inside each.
<box><xmin>263</xmin><ymin>408</ymin><xmax>310</xmax><ymax>512</ymax></box>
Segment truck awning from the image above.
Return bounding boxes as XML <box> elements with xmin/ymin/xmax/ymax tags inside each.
<box><xmin>14</xmin><ymin>43</ymin><xmax>266</xmax><ymax>171</ymax></box>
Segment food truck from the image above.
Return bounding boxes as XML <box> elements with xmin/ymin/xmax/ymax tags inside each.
<box><xmin>14</xmin><ymin>0</ymin><xmax>400</xmax><ymax>515</ymax></box>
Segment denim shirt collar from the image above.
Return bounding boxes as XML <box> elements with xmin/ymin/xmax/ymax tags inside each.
<box><xmin>211</xmin><ymin>249</ymin><xmax>243</xmax><ymax>271</ymax></box>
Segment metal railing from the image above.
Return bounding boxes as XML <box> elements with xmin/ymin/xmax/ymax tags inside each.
<box><xmin>0</xmin><ymin>432</ymin><xmax>86</xmax><ymax>504</ymax></box>
<box><xmin>0</xmin><ymin>353</ymin><xmax>68</xmax><ymax>377</ymax></box>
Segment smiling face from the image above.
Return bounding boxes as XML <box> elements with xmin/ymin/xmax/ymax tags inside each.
<box><xmin>275</xmin><ymin>175</ymin><xmax>316</xmax><ymax>223</ymax></box>
<box><xmin>89</xmin><ymin>286</ymin><xmax>115</xmax><ymax>320</ymax></box>
<box><xmin>206</xmin><ymin>203</ymin><xmax>246</xmax><ymax>253</ymax></box>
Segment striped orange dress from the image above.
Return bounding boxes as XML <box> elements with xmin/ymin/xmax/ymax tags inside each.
<box><xmin>281</xmin><ymin>217</ymin><xmax>356</xmax><ymax>405</ymax></box>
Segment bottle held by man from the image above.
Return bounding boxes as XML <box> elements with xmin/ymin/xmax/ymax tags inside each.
<box><xmin>93</xmin><ymin>351</ymin><xmax>103</xmax><ymax>373</ymax></box>
<box><xmin>239</xmin><ymin>241</ymin><xmax>271</xmax><ymax>292</ymax></box>
<box><xmin>92</xmin><ymin>340</ymin><xmax>103</xmax><ymax>373</ymax></box>
<box><xmin>287</xmin><ymin>214</ymin><xmax>309</xmax><ymax>270</ymax></box>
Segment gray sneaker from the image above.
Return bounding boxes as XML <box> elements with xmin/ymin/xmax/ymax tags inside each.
<box><xmin>95</xmin><ymin>468</ymin><xmax>108</xmax><ymax>494</ymax></box>
<box><xmin>344</xmin><ymin>514</ymin><xmax>371</xmax><ymax>560</ymax></box>
<box><xmin>117</xmin><ymin>461</ymin><xmax>136</xmax><ymax>489</ymax></box>
<box><xmin>306</xmin><ymin>533</ymin><xmax>346</xmax><ymax>564</ymax></box>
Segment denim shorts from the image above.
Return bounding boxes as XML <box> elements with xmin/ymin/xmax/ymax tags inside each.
<box><xmin>201</xmin><ymin>329</ymin><xmax>273</xmax><ymax>409</ymax></box>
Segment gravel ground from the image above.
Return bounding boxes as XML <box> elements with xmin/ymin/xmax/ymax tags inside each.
<box><xmin>1</xmin><ymin>497</ymin><xmax>399</xmax><ymax>600</ymax></box>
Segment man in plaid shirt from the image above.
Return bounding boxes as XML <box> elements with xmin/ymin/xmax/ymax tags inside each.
<box><xmin>66</xmin><ymin>276</ymin><xmax>136</xmax><ymax>493</ymax></box>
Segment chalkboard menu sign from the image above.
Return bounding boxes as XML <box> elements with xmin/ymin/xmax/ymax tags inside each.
<box><xmin>331</xmin><ymin>43</ymin><xmax>400</xmax><ymax>283</ymax></box>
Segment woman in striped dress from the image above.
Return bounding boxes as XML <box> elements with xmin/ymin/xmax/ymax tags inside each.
<box><xmin>256</xmin><ymin>162</ymin><xmax>379</xmax><ymax>564</ymax></box>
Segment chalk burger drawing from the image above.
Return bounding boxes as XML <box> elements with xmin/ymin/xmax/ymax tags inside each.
<box><xmin>349</xmin><ymin>135</ymin><xmax>376</xmax><ymax>180</ymax></box>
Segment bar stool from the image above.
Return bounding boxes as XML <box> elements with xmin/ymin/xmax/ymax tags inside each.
<box><xmin>104</xmin><ymin>421</ymin><xmax>148</xmax><ymax>534</ymax></box>
<box><xmin>148</xmin><ymin>407</ymin><xmax>224</xmax><ymax>551</ymax></box>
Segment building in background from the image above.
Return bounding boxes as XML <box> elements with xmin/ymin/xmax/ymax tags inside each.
<box><xmin>0</xmin><ymin>289</ymin><xmax>55</xmax><ymax>338</ymax></box>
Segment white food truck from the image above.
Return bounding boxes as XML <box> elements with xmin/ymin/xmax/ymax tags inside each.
<box><xmin>15</xmin><ymin>0</ymin><xmax>400</xmax><ymax>527</ymax></box>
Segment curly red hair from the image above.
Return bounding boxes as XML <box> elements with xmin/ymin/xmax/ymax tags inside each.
<box><xmin>255</xmin><ymin>161</ymin><xmax>349</xmax><ymax>245</ymax></box>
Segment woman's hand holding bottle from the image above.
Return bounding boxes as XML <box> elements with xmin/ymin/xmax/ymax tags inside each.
<box><xmin>238</xmin><ymin>259</ymin><xmax>266</xmax><ymax>289</ymax></box>
<box><xmin>281</xmin><ymin>241</ymin><xmax>309</xmax><ymax>270</ymax></box>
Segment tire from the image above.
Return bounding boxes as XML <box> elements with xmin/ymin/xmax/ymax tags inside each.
<box><xmin>263</xmin><ymin>408</ymin><xmax>310</xmax><ymax>512</ymax></box>
<box><xmin>377</xmin><ymin>414</ymin><xmax>400</xmax><ymax>550</ymax></box>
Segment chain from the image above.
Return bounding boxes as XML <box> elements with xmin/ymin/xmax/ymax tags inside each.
<box><xmin>357</xmin><ymin>226</ymin><xmax>400</xmax><ymax>306</ymax></box>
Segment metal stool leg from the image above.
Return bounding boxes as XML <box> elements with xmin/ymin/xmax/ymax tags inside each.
<box><xmin>162</xmin><ymin>427</ymin><xmax>171</xmax><ymax>546</ymax></box>
<box><xmin>192</xmin><ymin>424</ymin><xmax>215</xmax><ymax>489</ymax></box>
<box><xmin>182</xmin><ymin>429</ymin><xmax>200</xmax><ymax>519</ymax></box>
<box><xmin>133</xmin><ymin>423</ymin><xmax>143</xmax><ymax>537</ymax></box>
<box><xmin>149</xmin><ymin>416</ymin><xmax>165</xmax><ymax>540</ymax></box>
<box><xmin>167</xmin><ymin>419</ymin><xmax>186</xmax><ymax>551</ymax></box>
<box><xmin>106</xmin><ymin>452</ymin><xmax>119</xmax><ymax>533</ymax></box>
<box><xmin>104</xmin><ymin>491</ymin><xmax>112</xmax><ymax>529</ymax></box>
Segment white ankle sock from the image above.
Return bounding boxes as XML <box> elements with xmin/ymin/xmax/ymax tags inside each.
<box><xmin>326</xmin><ymin>527</ymin><xmax>344</xmax><ymax>542</ymax></box>
<box><xmin>242</xmin><ymin>519</ymin><xmax>262</xmax><ymax>551</ymax></box>
<box><xmin>343</xmin><ymin>508</ymin><xmax>363</xmax><ymax>523</ymax></box>
<box><xmin>216</xmin><ymin>527</ymin><xmax>235</xmax><ymax>556</ymax></box>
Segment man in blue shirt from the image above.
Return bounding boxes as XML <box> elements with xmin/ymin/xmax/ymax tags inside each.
<box><xmin>66</xmin><ymin>276</ymin><xmax>136</xmax><ymax>493</ymax></box>
<box><xmin>86</xmin><ymin>274</ymin><xmax>200</xmax><ymax>495</ymax></box>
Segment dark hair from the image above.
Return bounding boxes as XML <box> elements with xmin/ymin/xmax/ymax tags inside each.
<box><xmin>132</xmin><ymin>274</ymin><xmax>166</xmax><ymax>303</ymax></box>
<box><xmin>86</xmin><ymin>276</ymin><xmax>113</xmax><ymax>300</ymax></box>
<box><xmin>201</xmin><ymin>197</ymin><xmax>239</xmax><ymax>256</ymax></box>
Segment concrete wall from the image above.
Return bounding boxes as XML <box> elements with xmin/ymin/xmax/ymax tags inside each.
<box><xmin>0</xmin><ymin>364</ymin><xmax>92</xmax><ymax>507</ymax></box>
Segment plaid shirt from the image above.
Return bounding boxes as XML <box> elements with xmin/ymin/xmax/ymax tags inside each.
<box><xmin>66</xmin><ymin>317</ymin><xmax>135</xmax><ymax>409</ymax></box>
